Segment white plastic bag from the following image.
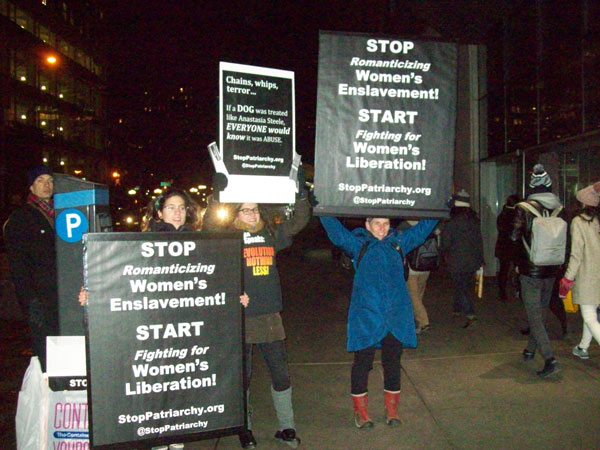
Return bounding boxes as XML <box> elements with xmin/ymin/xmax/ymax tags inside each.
<box><xmin>16</xmin><ymin>357</ymin><xmax>49</xmax><ymax>450</ymax></box>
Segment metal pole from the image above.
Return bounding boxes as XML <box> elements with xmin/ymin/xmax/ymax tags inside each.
<box><xmin>503</xmin><ymin>16</ymin><xmax>509</xmax><ymax>155</ymax></box>
<box><xmin>536</xmin><ymin>0</ymin><xmax>542</xmax><ymax>145</ymax></box>
<box><xmin>581</xmin><ymin>0</ymin><xmax>588</xmax><ymax>133</ymax></box>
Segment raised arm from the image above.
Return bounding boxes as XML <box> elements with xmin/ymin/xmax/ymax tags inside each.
<box><xmin>320</xmin><ymin>216</ymin><xmax>362</xmax><ymax>258</ymax></box>
<box><xmin>281</xmin><ymin>195</ymin><xmax>311</xmax><ymax>237</ymax></box>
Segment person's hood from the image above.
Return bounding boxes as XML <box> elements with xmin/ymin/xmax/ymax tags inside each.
<box><xmin>527</xmin><ymin>192</ymin><xmax>562</xmax><ymax>210</ymax></box>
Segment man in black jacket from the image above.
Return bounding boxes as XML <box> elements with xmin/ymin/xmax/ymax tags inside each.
<box><xmin>511</xmin><ymin>164</ymin><xmax>565</xmax><ymax>378</ymax></box>
<box><xmin>4</xmin><ymin>165</ymin><xmax>58</xmax><ymax>371</ymax></box>
<box><xmin>440</xmin><ymin>190</ymin><xmax>484</xmax><ymax>328</ymax></box>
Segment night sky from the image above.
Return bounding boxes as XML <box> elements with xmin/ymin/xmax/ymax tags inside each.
<box><xmin>103</xmin><ymin>1</ymin><xmax>493</xmax><ymax>187</ymax></box>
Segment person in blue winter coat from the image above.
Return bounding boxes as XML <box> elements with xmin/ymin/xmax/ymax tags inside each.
<box><xmin>320</xmin><ymin>216</ymin><xmax>437</xmax><ymax>429</ymax></box>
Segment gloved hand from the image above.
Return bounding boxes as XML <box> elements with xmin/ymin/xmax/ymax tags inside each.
<box><xmin>296</xmin><ymin>164</ymin><xmax>307</xmax><ymax>200</ymax></box>
<box><xmin>558</xmin><ymin>277</ymin><xmax>574</xmax><ymax>298</ymax></box>
<box><xmin>212</xmin><ymin>172</ymin><xmax>228</xmax><ymax>202</ymax></box>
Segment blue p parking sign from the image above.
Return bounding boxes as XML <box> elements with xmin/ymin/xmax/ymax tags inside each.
<box><xmin>56</xmin><ymin>209</ymin><xmax>89</xmax><ymax>243</ymax></box>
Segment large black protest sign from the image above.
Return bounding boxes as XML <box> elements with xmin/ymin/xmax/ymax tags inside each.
<box><xmin>215</xmin><ymin>62</ymin><xmax>298</xmax><ymax>204</ymax></box>
<box><xmin>84</xmin><ymin>232</ymin><xmax>244</xmax><ymax>447</ymax></box>
<box><xmin>314</xmin><ymin>31</ymin><xmax>457</xmax><ymax>217</ymax></box>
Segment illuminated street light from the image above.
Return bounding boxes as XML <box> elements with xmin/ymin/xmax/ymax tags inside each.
<box><xmin>112</xmin><ymin>171</ymin><xmax>120</xmax><ymax>179</ymax></box>
<box><xmin>198</xmin><ymin>185</ymin><xmax>207</xmax><ymax>190</ymax></box>
<box><xmin>46</xmin><ymin>55</ymin><xmax>57</xmax><ymax>65</ymax></box>
<box><xmin>189</xmin><ymin>187</ymin><xmax>198</xmax><ymax>193</ymax></box>
<box><xmin>128</xmin><ymin>189</ymin><xmax>137</xmax><ymax>195</ymax></box>
<box><xmin>153</xmin><ymin>188</ymin><xmax>162</xmax><ymax>194</ymax></box>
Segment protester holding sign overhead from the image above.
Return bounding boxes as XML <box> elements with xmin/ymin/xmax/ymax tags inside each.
<box><xmin>203</xmin><ymin>180</ymin><xmax>310</xmax><ymax>449</ymax></box>
<box><xmin>320</xmin><ymin>215</ymin><xmax>436</xmax><ymax>429</ymax></box>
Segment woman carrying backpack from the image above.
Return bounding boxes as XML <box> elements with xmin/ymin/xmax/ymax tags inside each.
<box><xmin>559</xmin><ymin>181</ymin><xmax>600</xmax><ymax>360</ymax></box>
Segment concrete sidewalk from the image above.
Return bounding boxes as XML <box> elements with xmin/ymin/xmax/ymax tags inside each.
<box><xmin>187</xmin><ymin>247</ymin><xmax>600</xmax><ymax>449</ymax></box>
<box><xmin>2</xmin><ymin>242</ymin><xmax>599</xmax><ymax>449</ymax></box>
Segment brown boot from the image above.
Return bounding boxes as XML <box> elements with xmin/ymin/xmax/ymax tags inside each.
<box><xmin>351</xmin><ymin>393</ymin><xmax>374</xmax><ymax>429</ymax></box>
<box><xmin>384</xmin><ymin>390</ymin><xmax>401</xmax><ymax>426</ymax></box>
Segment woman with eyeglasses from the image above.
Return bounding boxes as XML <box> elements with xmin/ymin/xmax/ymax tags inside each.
<box><xmin>203</xmin><ymin>187</ymin><xmax>310</xmax><ymax>449</ymax></box>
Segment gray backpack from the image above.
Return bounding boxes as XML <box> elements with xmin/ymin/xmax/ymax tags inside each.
<box><xmin>517</xmin><ymin>201</ymin><xmax>567</xmax><ymax>266</ymax></box>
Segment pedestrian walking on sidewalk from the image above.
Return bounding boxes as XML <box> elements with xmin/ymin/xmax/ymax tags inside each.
<box><xmin>399</xmin><ymin>220</ymin><xmax>440</xmax><ymax>334</ymax></box>
<box><xmin>559</xmin><ymin>181</ymin><xmax>600</xmax><ymax>360</ymax></box>
<box><xmin>320</xmin><ymin>216</ymin><xmax>437</xmax><ymax>428</ymax></box>
<box><xmin>203</xmin><ymin>182</ymin><xmax>310</xmax><ymax>449</ymax></box>
<box><xmin>440</xmin><ymin>190</ymin><xmax>483</xmax><ymax>327</ymax></box>
<box><xmin>511</xmin><ymin>164</ymin><xmax>567</xmax><ymax>378</ymax></box>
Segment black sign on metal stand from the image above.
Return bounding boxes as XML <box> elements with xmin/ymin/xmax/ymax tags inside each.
<box><xmin>83</xmin><ymin>232</ymin><xmax>245</xmax><ymax>448</ymax></box>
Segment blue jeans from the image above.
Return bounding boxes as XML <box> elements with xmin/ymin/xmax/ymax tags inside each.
<box><xmin>451</xmin><ymin>271</ymin><xmax>476</xmax><ymax>315</ymax></box>
<box><xmin>520</xmin><ymin>275</ymin><xmax>555</xmax><ymax>360</ymax></box>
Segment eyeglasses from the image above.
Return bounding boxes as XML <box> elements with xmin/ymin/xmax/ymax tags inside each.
<box><xmin>239</xmin><ymin>207</ymin><xmax>259</xmax><ymax>215</ymax></box>
<box><xmin>164</xmin><ymin>205</ymin><xmax>187</xmax><ymax>212</ymax></box>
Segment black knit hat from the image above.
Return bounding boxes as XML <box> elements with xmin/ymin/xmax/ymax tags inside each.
<box><xmin>529</xmin><ymin>164</ymin><xmax>552</xmax><ymax>190</ymax></box>
<box><xmin>27</xmin><ymin>165</ymin><xmax>52</xmax><ymax>186</ymax></box>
